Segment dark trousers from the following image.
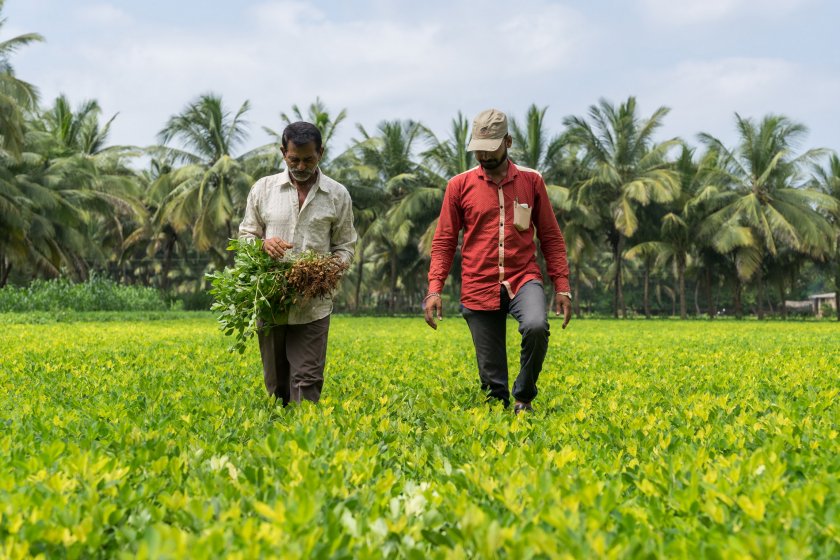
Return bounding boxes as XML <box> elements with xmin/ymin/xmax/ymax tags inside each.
<box><xmin>462</xmin><ymin>281</ymin><xmax>550</xmax><ymax>406</ymax></box>
<box><xmin>257</xmin><ymin>315</ymin><xmax>330</xmax><ymax>405</ymax></box>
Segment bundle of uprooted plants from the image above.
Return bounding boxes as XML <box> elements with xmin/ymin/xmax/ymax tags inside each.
<box><xmin>206</xmin><ymin>238</ymin><xmax>348</xmax><ymax>353</ymax></box>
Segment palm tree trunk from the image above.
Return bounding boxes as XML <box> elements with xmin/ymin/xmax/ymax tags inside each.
<box><xmin>389</xmin><ymin>250</ymin><xmax>398</xmax><ymax>314</ymax></box>
<box><xmin>613</xmin><ymin>234</ymin><xmax>625</xmax><ymax>318</ymax></box>
<box><xmin>0</xmin><ymin>254</ymin><xmax>10</xmax><ymax>288</ymax></box>
<box><xmin>734</xmin><ymin>277</ymin><xmax>743</xmax><ymax>319</ymax></box>
<box><xmin>161</xmin><ymin>236</ymin><xmax>174</xmax><ymax>293</ymax></box>
<box><xmin>655</xmin><ymin>281</ymin><xmax>663</xmax><ymax>314</ymax></box>
<box><xmin>778</xmin><ymin>279</ymin><xmax>787</xmax><ymax>320</ymax></box>
<box><xmin>678</xmin><ymin>256</ymin><xmax>686</xmax><ymax>320</ymax></box>
<box><xmin>643</xmin><ymin>265</ymin><xmax>650</xmax><ymax>319</ymax></box>
<box><xmin>671</xmin><ymin>280</ymin><xmax>677</xmax><ymax>316</ymax></box>
<box><xmin>705</xmin><ymin>266</ymin><xmax>715</xmax><ymax>319</ymax></box>
<box><xmin>756</xmin><ymin>275</ymin><xmax>765</xmax><ymax>320</ymax></box>
<box><xmin>573</xmin><ymin>262</ymin><xmax>582</xmax><ymax>319</ymax></box>
<box><xmin>354</xmin><ymin>239</ymin><xmax>365</xmax><ymax>313</ymax></box>
<box><xmin>76</xmin><ymin>256</ymin><xmax>89</xmax><ymax>283</ymax></box>
<box><xmin>694</xmin><ymin>280</ymin><xmax>701</xmax><ymax>316</ymax></box>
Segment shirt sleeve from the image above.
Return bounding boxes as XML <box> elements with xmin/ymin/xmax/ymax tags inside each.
<box><xmin>428</xmin><ymin>178</ymin><xmax>463</xmax><ymax>294</ymax></box>
<box><xmin>330</xmin><ymin>188</ymin><xmax>357</xmax><ymax>264</ymax></box>
<box><xmin>533</xmin><ymin>175</ymin><xmax>571</xmax><ymax>293</ymax></box>
<box><xmin>238</xmin><ymin>180</ymin><xmax>265</xmax><ymax>240</ymax></box>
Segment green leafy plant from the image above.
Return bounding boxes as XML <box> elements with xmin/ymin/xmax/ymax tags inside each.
<box><xmin>2</xmin><ymin>318</ymin><xmax>839</xmax><ymax>558</ymax></box>
<box><xmin>206</xmin><ymin>238</ymin><xmax>348</xmax><ymax>353</ymax></box>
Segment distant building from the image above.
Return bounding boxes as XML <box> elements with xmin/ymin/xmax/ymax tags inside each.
<box><xmin>784</xmin><ymin>292</ymin><xmax>836</xmax><ymax>316</ymax></box>
<box><xmin>809</xmin><ymin>292</ymin><xmax>837</xmax><ymax>317</ymax></box>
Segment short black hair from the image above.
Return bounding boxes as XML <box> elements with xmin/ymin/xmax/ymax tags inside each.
<box><xmin>281</xmin><ymin>121</ymin><xmax>323</xmax><ymax>152</ymax></box>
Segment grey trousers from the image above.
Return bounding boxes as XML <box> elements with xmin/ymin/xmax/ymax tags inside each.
<box><xmin>462</xmin><ymin>281</ymin><xmax>550</xmax><ymax>406</ymax></box>
<box><xmin>257</xmin><ymin>315</ymin><xmax>330</xmax><ymax>405</ymax></box>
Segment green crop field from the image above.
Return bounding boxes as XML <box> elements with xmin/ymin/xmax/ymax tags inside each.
<box><xmin>1</xmin><ymin>316</ymin><xmax>839</xmax><ymax>559</ymax></box>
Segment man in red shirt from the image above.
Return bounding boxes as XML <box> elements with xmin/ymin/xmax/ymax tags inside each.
<box><xmin>424</xmin><ymin>108</ymin><xmax>572</xmax><ymax>414</ymax></box>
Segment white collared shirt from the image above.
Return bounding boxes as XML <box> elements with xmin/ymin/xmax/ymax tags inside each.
<box><xmin>238</xmin><ymin>168</ymin><xmax>356</xmax><ymax>324</ymax></box>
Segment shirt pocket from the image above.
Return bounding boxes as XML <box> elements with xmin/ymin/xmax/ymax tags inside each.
<box><xmin>513</xmin><ymin>200</ymin><xmax>532</xmax><ymax>232</ymax></box>
<box><xmin>300</xmin><ymin>209</ymin><xmax>334</xmax><ymax>250</ymax></box>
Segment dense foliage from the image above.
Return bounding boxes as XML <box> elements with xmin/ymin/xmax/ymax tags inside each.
<box><xmin>0</xmin><ymin>276</ymin><xmax>167</xmax><ymax>312</ymax></box>
<box><xmin>207</xmin><ymin>239</ymin><xmax>348</xmax><ymax>353</ymax></box>
<box><xmin>1</xmin><ymin>316</ymin><xmax>838</xmax><ymax>558</ymax></box>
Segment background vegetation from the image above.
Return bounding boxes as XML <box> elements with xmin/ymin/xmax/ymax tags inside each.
<box><xmin>1</xmin><ymin>4</ymin><xmax>839</xmax><ymax>319</ymax></box>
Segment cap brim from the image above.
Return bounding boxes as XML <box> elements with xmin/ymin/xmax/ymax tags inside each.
<box><xmin>466</xmin><ymin>137</ymin><xmax>504</xmax><ymax>152</ymax></box>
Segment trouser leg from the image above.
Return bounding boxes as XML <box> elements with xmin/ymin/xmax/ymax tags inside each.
<box><xmin>285</xmin><ymin>315</ymin><xmax>331</xmax><ymax>403</ymax></box>
<box><xmin>462</xmin><ymin>306</ymin><xmax>510</xmax><ymax>406</ymax></box>
<box><xmin>508</xmin><ymin>280</ymin><xmax>550</xmax><ymax>403</ymax></box>
<box><xmin>257</xmin><ymin>323</ymin><xmax>291</xmax><ymax>405</ymax></box>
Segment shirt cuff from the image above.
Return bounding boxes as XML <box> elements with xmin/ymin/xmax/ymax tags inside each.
<box><xmin>553</xmin><ymin>277</ymin><xmax>571</xmax><ymax>293</ymax></box>
<box><xmin>428</xmin><ymin>280</ymin><xmax>444</xmax><ymax>294</ymax></box>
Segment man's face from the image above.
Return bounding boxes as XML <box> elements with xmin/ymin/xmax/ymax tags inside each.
<box><xmin>475</xmin><ymin>135</ymin><xmax>511</xmax><ymax>171</ymax></box>
<box><xmin>281</xmin><ymin>141</ymin><xmax>322</xmax><ymax>183</ymax></box>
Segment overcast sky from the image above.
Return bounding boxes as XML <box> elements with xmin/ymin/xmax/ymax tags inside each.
<box><xmin>6</xmin><ymin>0</ymin><xmax>839</xmax><ymax>158</ymax></box>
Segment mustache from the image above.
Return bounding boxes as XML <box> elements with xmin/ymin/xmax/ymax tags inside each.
<box><xmin>479</xmin><ymin>158</ymin><xmax>505</xmax><ymax>170</ymax></box>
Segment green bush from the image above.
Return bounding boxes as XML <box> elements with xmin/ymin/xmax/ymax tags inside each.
<box><xmin>0</xmin><ymin>276</ymin><xmax>168</xmax><ymax>312</ymax></box>
<box><xmin>175</xmin><ymin>289</ymin><xmax>214</xmax><ymax>311</ymax></box>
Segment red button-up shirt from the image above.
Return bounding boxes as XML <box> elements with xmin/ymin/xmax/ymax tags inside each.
<box><xmin>428</xmin><ymin>163</ymin><xmax>570</xmax><ymax>310</ymax></box>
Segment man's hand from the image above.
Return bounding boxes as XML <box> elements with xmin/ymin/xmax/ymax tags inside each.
<box><xmin>554</xmin><ymin>293</ymin><xmax>572</xmax><ymax>329</ymax></box>
<box><xmin>263</xmin><ymin>237</ymin><xmax>293</xmax><ymax>259</ymax></box>
<box><xmin>424</xmin><ymin>294</ymin><xmax>443</xmax><ymax>330</ymax></box>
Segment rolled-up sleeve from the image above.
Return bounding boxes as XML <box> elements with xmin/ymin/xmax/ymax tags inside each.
<box><xmin>238</xmin><ymin>179</ymin><xmax>265</xmax><ymax>241</ymax></box>
<box><xmin>330</xmin><ymin>188</ymin><xmax>357</xmax><ymax>264</ymax></box>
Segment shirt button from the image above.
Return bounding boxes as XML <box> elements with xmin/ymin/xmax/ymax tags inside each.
<box><xmin>499</xmin><ymin>243</ymin><xmax>502</xmax><ymax>247</ymax></box>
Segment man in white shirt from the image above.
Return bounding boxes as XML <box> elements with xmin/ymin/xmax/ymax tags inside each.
<box><xmin>239</xmin><ymin>122</ymin><xmax>356</xmax><ymax>405</ymax></box>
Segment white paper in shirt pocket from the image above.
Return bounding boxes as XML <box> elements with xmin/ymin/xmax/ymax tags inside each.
<box><xmin>513</xmin><ymin>200</ymin><xmax>532</xmax><ymax>232</ymax></box>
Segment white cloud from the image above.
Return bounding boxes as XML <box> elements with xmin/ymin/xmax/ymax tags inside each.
<box><xmin>639</xmin><ymin>0</ymin><xmax>815</xmax><ymax>25</ymax></box>
<box><xmin>75</xmin><ymin>3</ymin><xmax>133</xmax><ymax>27</ymax></box>
<box><xmin>25</xmin><ymin>0</ymin><xmax>596</xmax><ymax>151</ymax></box>
<box><xmin>11</xmin><ymin>0</ymin><xmax>836</xmax><ymax>159</ymax></box>
<box><xmin>638</xmin><ymin>57</ymin><xmax>840</xmax><ymax>149</ymax></box>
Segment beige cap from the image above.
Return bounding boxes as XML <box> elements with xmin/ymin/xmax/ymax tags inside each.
<box><xmin>466</xmin><ymin>108</ymin><xmax>508</xmax><ymax>152</ymax></box>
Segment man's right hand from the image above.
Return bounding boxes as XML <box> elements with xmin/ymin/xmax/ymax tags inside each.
<box><xmin>424</xmin><ymin>295</ymin><xmax>443</xmax><ymax>330</ymax></box>
<box><xmin>263</xmin><ymin>237</ymin><xmax>293</xmax><ymax>259</ymax></box>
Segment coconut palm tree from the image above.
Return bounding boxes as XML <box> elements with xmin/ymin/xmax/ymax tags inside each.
<box><xmin>811</xmin><ymin>153</ymin><xmax>840</xmax><ymax>319</ymax></box>
<box><xmin>564</xmin><ymin>96</ymin><xmax>681</xmax><ymax>317</ymax></box>
<box><xmin>510</xmin><ymin>104</ymin><xmax>565</xmax><ymax>174</ymax></box>
<box><xmin>347</xmin><ymin>119</ymin><xmax>436</xmax><ymax>312</ymax></box>
<box><xmin>34</xmin><ymin>95</ymin><xmax>144</xmax><ymax>278</ymax></box>
<box><xmin>699</xmin><ymin>114</ymin><xmax>837</xmax><ymax>318</ymax></box>
<box><xmin>627</xmin><ymin>146</ymin><xmax>734</xmax><ymax>319</ymax></box>
<box><xmin>0</xmin><ymin>137</ymin><xmax>89</xmax><ymax>282</ymax></box>
<box><xmin>151</xmin><ymin>94</ymin><xmax>254</xmax><ymax>264</ymax></box>
<box><xmin>544</xmin><ymin>140</ymin><xmax>601</xmax><ymax>317</ymax></box>
<box><xmin>0</xmin><ymin>0</ymin><xmax>43</xmax><ymax>158</ymax></box>
<box><xmin>1</xmin><ymin>95</ymin><xmax>144</xmax><ymax>284</ymax></box>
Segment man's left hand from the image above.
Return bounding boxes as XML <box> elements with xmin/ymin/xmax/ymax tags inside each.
<box><xmin>554</xmin><ymin>293</ymin><xmax>572</xmax><ymax>329</ymax></box>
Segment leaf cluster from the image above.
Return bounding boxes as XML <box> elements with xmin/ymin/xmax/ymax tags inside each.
<box><xmin>2</xmin><ymin>319</ymin><xmax>839</xmax><ymax>557</ymax></box>
<box><xmin>206</xmin><ymin>238</ymin><xmax>348</xmax><ymax>353</ymax></box>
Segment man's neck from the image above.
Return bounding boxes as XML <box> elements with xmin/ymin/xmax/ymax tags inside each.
<box><xmin>290</xmin><ymin>170</ymin><xmax>319</xmax><ymax>192</ymax></box>
<box><xmin>485</xmin><ymin>159</ymin><xmax>510</xmax><ymax>184</ymax></box>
